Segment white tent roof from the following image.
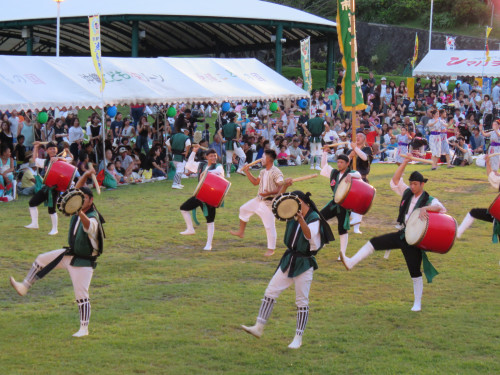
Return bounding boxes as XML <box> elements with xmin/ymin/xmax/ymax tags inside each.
<box><xmin>413</xmin><ymin>50</ymin><xmax>500</xmax><ymax>78</ymax></box>
<box><xmin>0</xmin><ymin>0</ymin><xmax>336</xmax><ymax>27</ymax></box>
<box><xmin>0</xmin><ymin>56</ymin><xmax>309</xmax><ymax>111</ymax></box>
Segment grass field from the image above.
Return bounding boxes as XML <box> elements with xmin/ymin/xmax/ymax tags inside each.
<box><xmin>1</xmin><ymin>163</ymin><xmax>499</xmax><ymax>374</ymax></box>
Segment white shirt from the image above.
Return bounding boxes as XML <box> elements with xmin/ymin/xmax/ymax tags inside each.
<box><xmin>185</xmin><ymin>151</ymin><xmax>224</xmax><ymax>176</ymax></box>
<box><xmin>289</xmin><ymin>219</ymin><xmax>321</xmax><ymax>251</ymax></box>
<box><xmin>68</xmin><ymin>126</ymin><xmax>84</xmax><ymax>144</ymax></box>
<box><xmin>390</xmin><ymin>177</ymin><xmax>446</xmax><ymax>223</ymax></box>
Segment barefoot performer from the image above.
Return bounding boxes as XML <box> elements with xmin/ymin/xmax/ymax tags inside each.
<box><xmin>10</xmin><ymin>169</ymin><xmax>105</xmax><ymax>337</ymax></box>
<box><xmin>340</xmin><ymin>157</ymin><xmax>446</xmax><ymax>312</ymax></box>
<box><xmin>241</xmin><ymin>183</ymin><xmax>334</xmax><ymax>349</ymax></box>
<box><xmin>230</xmin><ymin>149</ymin><xmax>284</xmax><ymax>256</ymax></box>
<box><xmin>179</xmin><ymin>145</ymin><xmax>225</xmax><ymax>251</ymax></box>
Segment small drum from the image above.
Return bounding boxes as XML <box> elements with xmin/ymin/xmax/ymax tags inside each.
<box><xmin>57</xmin><ymin>189</ymin><xmax>84</xmax><ymax>216</ymax></box>
<box><xmin>272</xmin><ymin>193</ymin><xmax>301</xmax><ymax>221</ymax></box>
<box><xmin>488</xmin><ymin>194</ymin><xmax>500</xmax><ymax>221</ymax></box>
<box><xmin>193</xmin><ymin>171</ymin><xmax>231</xmax><ymax>208</ymax></box>
<box><xmin>425</xmin><ymin>151</ymin><xmax>432</xmax><ymax>160</ymax></box>
<box><xmin>334</xmin><ymin>178</ymin><xmax>376</xmax><ymax>215</ymax></box>
<box><xmin>43</xmin><ymin>160</ymin><xmax>77</xmax><ymax>192</ymax></box>
<box><xmin>405</xmin><ymin>210</ymin><xmax>457</xmax><ymax>254</ymax></box>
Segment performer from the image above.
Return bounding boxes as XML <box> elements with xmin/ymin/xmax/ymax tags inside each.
<box><xmin>179</xmin><ymin>145</ymin><xmax>225</xmax><ymax>251</ymax></box>
<box><xmin>230</xmin><ymin>149</ymin><xmax>284</xmax><ymax>256</ymax></box>
<box><xmin>394</xmin><ymin>126</ymin><xmax>412</xmax><ymax>165</ymax></box>
<box><xmin>302</xmin><ymin>109</ymin><xmax>328</xmax><ymax>170</ymax></box>
<box><xmin>166</xmin><ymin>127</ymin><xmax>191</xmax><ymax>189</ymax></box>
<box><xmin>241</xmin><ymin>186</ymin><xmax>334</xmax><ymax>349</ymax></box>
<box><xmin>217</xmin><ymin>112</ymin><xmax>246</xmax><ymax>177</ymax></box>
<box><xmin>319</xmin><ymin>147</ymin><xmax>361</xmax><ymax>257</ymax></box>
<box><xmin>340</xmin><ymin>157</ymin><xmax>446</xmax><ymax>311</ymax></box>
<box><xmin>24</xmin><ymin>141</ymin><xmax>68</xmax><ymax>235</ymax></box>
<box><xmin>10</xmin><ymin>169</ymin><xmax>105</xmax><ymax>337</ymax></box>
<box><xmin>427</xmin><ymin>110</ymin><xmax>442</xmax><ymax>170</ymax></box>
<box><xmin>348</xmin><ymin>131</ymin><xmax>373</xmax><ymax>234</ymax></box>
<box><xmin>479</xmin><ymin>120</ymin><xmax>500</xmax><ymax>172</ymax></box>
<box><xmin>439</xmin><ymin>109</ymin><xmax>454</xmax><ymax>168</ymax></box>
<box><xmin>457</xmin><ymin>152</ymin><xmax>500</xmax><ymax>240</ymax></box>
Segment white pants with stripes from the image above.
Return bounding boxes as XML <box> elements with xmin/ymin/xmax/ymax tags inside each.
<box><xmin>35</xmin><ymin>249</ymin><xmax>93</xmax><ymax>300</ymax></box>
<box><xmin>265</xmin><ymin>267</ymin><xmax>313</xmax><ymax>308</ymax></box>
<box><xmin>226</xmin><ymin>146</ymin><xmax>246</xmax><ymax>170</ymax></box>
<box><xmin>239</xmin><ymin>197</ymin><xmax>276</xmax><ymax>250</ymax></box>
<box><xmin>173</xmin><ymin>160</ymin><xmax>186</xmax><ymax>185</ymax></box>
<box><xmin>310</xmin><ymin>142</ymin><xmax>323</xmax><ymax>157</ymax></box>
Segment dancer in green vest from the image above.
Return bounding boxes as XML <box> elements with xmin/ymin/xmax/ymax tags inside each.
<box><xmin>301</xmin><ymin>109</ymin><xmax>328</xmax><ymax>170</ymax></box>
<box><xmin>167</xmin><ymin>127</ymin><xmax>191</xmax><ymax>189</ymax></box>
<box><xmin>217</xmin><ymin>112</ymin><xmax>246</xmax><ymax>177</ymax></box>
<box><xmin>10</xmin><ymin>169</ymin><xmax>105</xmax><ymax>337</ymax></box>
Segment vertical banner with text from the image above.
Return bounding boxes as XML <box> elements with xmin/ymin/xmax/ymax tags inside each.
<box><xmin>336</xmin><ymin>0</ymin><xmax>366</xmax><ymax>111</ymax></box>
<box><xmin>88</xmin><ymin>15</ymin><xmax>105</xmax><ymax>92</ymax></box>
<box><xmin>300</xmin><ymin>37</ymin><xmax>312</xmax><ymax>93</ymax></box>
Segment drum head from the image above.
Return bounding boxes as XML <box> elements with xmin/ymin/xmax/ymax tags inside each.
<box><xmin>405</xmin><ymin>210</ymin><xmax>428</xmax><ymax>245</ymax></box>
<box><xmin>334</xmin><ymin>179</ymin><xmax>350</xmax><ymax>204</ymax></box>
<box><xmin>57</xmin><ymin>189</ymin><xmax>84</xmax><ymax>216</ymax></box>
<box><xmin>193</xmin><ymin>171</ymin><xmax>207</xmax><ymax>197</ymax></box>
<box><xmin>272</xmin><ymin>193</ymin><xmax>301</xmax><ymax>221</ymax></box>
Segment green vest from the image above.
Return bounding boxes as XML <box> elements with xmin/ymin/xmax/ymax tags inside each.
<box><xmin>68</xmin><ymin>210</ymin><xmax>103</xmax><ymax>268</ymax></box>
<box><xmin>307</xmin><ymin>116</ymin><xmax>324</xmax><ymax>143</ymax></box>
<box><xmin>279</xmin><ymin>210</ymin><xmax>323</xmax><ymax>277</ymax></box>
<box><xmin>222</xmin><ymin>122</ymin><xmax>239</xmax><ymax>150</ymax></box>
<box><xmin>171</xmin><ymin>133</ymin><xmax>189</xmax><ymax>162</ymax></box>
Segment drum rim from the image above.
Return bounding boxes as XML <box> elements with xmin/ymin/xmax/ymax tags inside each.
<box><xmin>216</xmin><ymin>179</ymin><xmax>231</xmax><ymax>208</ymax></box>
<box><xmin>193</xmin><ymin>170</ymin><xmax>208</xmax><ymax>197</ymax></box>
<box><xmin>272</xmin><ymin>193</ymin><xmax>301</xmax><ymax>221</ymax></box>
<box><xmin>361</xmin><ymin>187</ymin><xmax>377</xmax><ymax>215</ymax></box>
<box><xmin>405</xmin><ymin>210</ymin><xmax>428</xmax><ymax>246</ymax></box>
<box><xmin>57</xmin><ymin>189</ymin><xmax>84</xmax><ymax>216</ymax></box>
<box><xmin>405</xmin><ymin>210</ymin><xmax>458</xmax><ymax>253</ymax></box>
<box><xmin>334</xmin><ymin>178</ymin><xmax>351</xmax><ymax>204</ymax></box>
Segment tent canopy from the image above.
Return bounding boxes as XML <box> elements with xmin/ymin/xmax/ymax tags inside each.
<box><xmin>0</xmin><ymin>55</ymin><xmax>309</xmax><ymax>111</ymax></box>
<box><xmin>413</xmin><ymin>50</ymin><xmax>500</xmax><ymax>78</ymax></box>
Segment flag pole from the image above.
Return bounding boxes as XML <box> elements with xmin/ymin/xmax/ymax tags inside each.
<box><xmin>350</xmin><ymin>0</ymin><xmax>357</xmax><ymax>170</ymax></box>
<box><xmin>428</xmin><ymin>0</ymin><xmax>434</xmax><ymax>51</ymax></box>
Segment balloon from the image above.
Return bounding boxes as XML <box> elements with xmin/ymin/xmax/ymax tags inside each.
<box><xmin>221</xmin><ymin>102</ymin><xmax>231</xmax><ymax>112</ymax></box>
<box><xmin>455</xmin><ymin>80</ymin><xmax>462</xmax><ymax>86</ymax></box>
<box><xmin>107</xmin><ymin>106</ymin><xmax>117</xmax><ymax>117</ymax></box>
<box><xmin>167</xmin><ymin>107</ymin><xmax>177</xmax><ymax>117</ymax></box>
<box><xmin>298</xmin><ymin>99</ymin><xmax>308</xmax><ymax>109</ymax></box>
<box><xmin>37</xmin><ymin>111</ymin><xmax>48</xmax><ymax>124</ymax></box>
<box><xmin>269</xmin><ymin>102</ymin><xmax>278</xmax><ymax>112</ymax></box>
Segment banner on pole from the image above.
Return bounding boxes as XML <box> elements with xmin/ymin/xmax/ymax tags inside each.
<box><xmin>445</xmin><ymin>36</ymin><xmax>456</xmax><ymax>50</ymax></box>
<box><xmin>336</xmin><ymin>0</ymin><xmax>366</xmax><ymax>111</ymax></box>
<box><xmin>300</xmin><ymin>37</ymin><xmax>312</xmax><ymax>93</ymax></box>
<box><xmin>486</xmin><ymin>26</ymin><xmax>492</xmax><ymax>62</ymax></box>
<box><xmin>411</xmin><ymin>33</ymin><xmax>419</xmax><ymax>68</ymax></box>
<box><xmin>88</xmin><ymin>15</ymin><xmax>105</xmax><ymax>92</ymax></box>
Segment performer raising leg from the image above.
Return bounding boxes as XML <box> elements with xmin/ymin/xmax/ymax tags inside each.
<box><xmin>230</xmin><ymin>149</ymin><xmax>284</xmax><ymax>256</ymax></box>
<box><xmin>179</xmin><ymin>145</ymin><xmax>225</xmax><ymax>251</ymax></box>
<box><xmin>340</xmin><ymin>157</ymin><xmax>446</xmax><ymax>311</ymax></box>
<box><xmin>11</xmin><ymin>170</ymin><xmax>105</xmax><ymax>337</ymax></box>
<box><xmin>241</xmin><ymin>182</ymin><xmax>334</xmax><ymax>349</ymax></box>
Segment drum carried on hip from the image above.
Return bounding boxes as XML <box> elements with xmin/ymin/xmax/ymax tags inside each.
<box><xmin>272</xmin><ymin>193</ymin><xmax>301</xmax><ymax>221</ymax></box>
<box><xmin>488</xmin><ymin>194</ymin><xmax>500</xmax><ymax>221</ymax></box>
<box><xmin>43</xmin><ymin>160</ymin><xmax>77</xmax><ymax>192</ymax></box>
<box><xmin>334</xmin><ymin>178</ymin><xmax>376</xmax><ymax>215</ymax></box>
<box><xmin>193</xmin><ymin>172</ymin><xmax>231</xmax><ymax>208</ymax></box>
<box><xmin>57</xmin><ymin>189</ymin><xmax>84</xmax><ymax>216</ymax></box>
<box><xmin>405</xmin><ymin>210</ymin><xmax>457</xmax><ymax>254</ymax></box>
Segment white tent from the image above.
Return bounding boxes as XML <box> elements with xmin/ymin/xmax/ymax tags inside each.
<box><xmin>413</xmin><ymin>50</ymin><xmax>500</xmax><ymax>78</ymax></box>
<box><xmin>0</xmin><ymin>56</ymin><xmax>309</xmax><ymax>111</ymax></box>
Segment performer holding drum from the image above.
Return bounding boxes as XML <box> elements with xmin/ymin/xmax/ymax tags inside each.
<box><xmin>241</xmin><ymin>182</ymin><xmax>334</xmax><ymax>349</ymax></box>
<box><xmin>25</xmin><ymin>141</ymin><xmax>76</xmax><ymax>235</ymax></box>
<box><xmin>230</xmin><ymin>150</ymin><xmax>284</xmax><ymax>257</ymax></box>
<box><xmin>341</xmin><ymin>157</ymin><xmax>449</xmax><ymax>312</ymax></box>
<box><xmin>167</xmin><ymin>127</ymin><xmax>191</xmax><ymax>189</ymax></box>
<box><xmin>10</xmin><ymin>169</ymin><xmax>105</xmax><ymax>337</ymax></box>
<box><xmin>179</xmin><ymin>145</ymin><xmax>226</xmax><ymax>251</ymax></box>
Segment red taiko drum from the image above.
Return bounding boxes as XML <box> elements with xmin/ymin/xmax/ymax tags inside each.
<box><xmin>42</xmin><ymin>160</ymin><xmax>77</xmax><ymax>192</ymax></box>
<box><xmin>405</xmin><ymin>210</ymin><xmax>457</xmax><ymax>254</ymax></box>
<box><xmin>425</xmin><ymin>151</ymin><xmax>432</xmax><ymax>160</ymax></box>
<box><xmin>334</xmin><ymin>178</ymin><xmax>376</xmax><ymax>215</ymax></box>
<box><xmin>488</xmin><ymin>194</ymin><xmax>500</xmax><ymax>221</ymax></box>
<box><xmin>193</xmin><ymin>172</ymin><xmax>231</xmax><ymax>208</ymax></box>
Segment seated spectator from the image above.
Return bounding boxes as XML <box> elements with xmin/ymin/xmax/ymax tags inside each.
<box><xmin>470</xmin><ymin>127</ymin><xmax>485</xmax><ymax>154</ymax></box>
<box><xmin>0</xmin><ymin>143</ymin><xmax>14</xmax><ymax>200</ymax></box>
<box><xmin>13</xmin><ymin>134</ymin><xmax>26</xmax><ymax>168</ymax></box>
<box><xmin>277</xmin><ymin>146</ymin><xmax>289</xmax><ymax>166</ymax></box>
<box><xmin>18</xmin><ymin>156</ymin><xmax>36</xmax><ymax>196</ymax></box>
<box><xmin>450</xmin><ymin>136</ymin><xmax>472</xmax><ymax>166</ymax></box>
<box><xmin>98</xmin><ymin>148</ymin><xmax>114</xmax><ymax>172</ymax></box>
<box><xmin>147</xmin><ymin>145</ymin><xmax>167</xmax><ymax>178</ymax></box>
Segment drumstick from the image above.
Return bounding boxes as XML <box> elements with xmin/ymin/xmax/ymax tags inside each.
<box><xmin>403</xmin><ymin>154</ymin><xmax>434</xmax><ymax>164</ymax></box>
<box><xmin>324</xmin><ymin>141</ymin><xmax>350</xmax><ymax>148</ymax></box>
<box><xmin>291</xmin><ymin>174</ymin><xmax>318</xmax><ymax>182</ymax></box>
<box><xmin>246</xmin><ymin>158</ymin><xmax>263</xmax><ymax>168</ymax></box>
<box><xmin>89</xmin><ymin>163</ymin><xmax>101</xmax><ymax>195</ymax></box>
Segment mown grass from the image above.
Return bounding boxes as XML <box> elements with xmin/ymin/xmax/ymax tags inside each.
<box><xmin>0</xmin><ymin>163</ymin><xmax>499</xmax><ymax>374</ymax></box>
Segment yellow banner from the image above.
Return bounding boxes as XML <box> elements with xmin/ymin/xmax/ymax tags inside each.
<box><xmin>88</xmin><ymin>15</ymin><xmax>105</xmax><ymax>92</ymax></box>
<box><xmin>407</xmin><ymin>77</ymin><xmax>415</xmax><ymax>100</ymax></box>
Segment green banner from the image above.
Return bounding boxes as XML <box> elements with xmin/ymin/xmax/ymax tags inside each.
<box><xmin>300</xmin><ymin>37</ymin><xmax>312</xmax><ymax>93</ymax></box>
<box><xmin>336</xmin><ymin>0</ymin><xmax>366</xmax><ymax>111</ymax></box>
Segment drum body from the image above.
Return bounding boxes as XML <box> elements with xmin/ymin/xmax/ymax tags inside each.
<box><xmin>488</xmin><ymin>194</ymin><xmax>500</xmax><ymax>221</ymax></box>
<box><xmin>272</xmin><ymin>193</ymin><xmax>301</xmax><ymax>221</ymax></box>
<box><xmin>425</xmin><ymin>151</ymin><xmax>432</xmax><ymax>160</ymax></box>
<box><xmin>57</xmin><ymin>189</ymin><xmax>84</xmax><ymax>216</ymax></box>
<box><xmin>405</xmin><ymin>210</ymin><xmax>456</xmax><ymax>254</ymax></box>
<box><xmin>193</xmin><ymin>172</ymin><xmax>231</xmax><ymax>208</ymax></box>
<box><xmin>334</xmin><ymin>178</ymin><xmax>376</xmax><ymax>215</ymax></box>
<box><xmin>43</xmin><ymin>161</ymin><xmax>77</xmax><ymax>192</ymax></box>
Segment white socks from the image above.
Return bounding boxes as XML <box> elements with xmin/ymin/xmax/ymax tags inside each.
<box><xmin>457</xmin><ymin>213</ymin><xmax>474</xmax><ymax>238</ymax></box>
<box><xmin>411</xmin><ymin>276</ymin><xmax>423</xmax><ymax>312</ymax></box>
<box><xmin>25</xmin><ymin>207</ymin><xmax>39</xmax><ymax>229</ymax></box>
<box><xmin>350</xmin><ymin>213</ymin><xmax>363</xmax><ymax>234</ymax></box>
<box><xmin>48</xmin><ymin>213</ymin><xmax>58</xmax><ymax>235</ymax></box>
<box><xmin>204</xmin><ymin>223</ymin><xmax>214</xmax><ymax>251</ymax></box>
<box><xmin>73</xmin><ymin>298</ymin><xmax>90</xmax><ymax>337</ymax></box>
<box><xmin>341</xmin><ymin>241</ymin><xmax>375</xmax><ymax>270</ymax></box>
<box><xmin>180</xmin><ymin>210</ymin><xmax>195</xmax><ymax>235</ymax></box>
